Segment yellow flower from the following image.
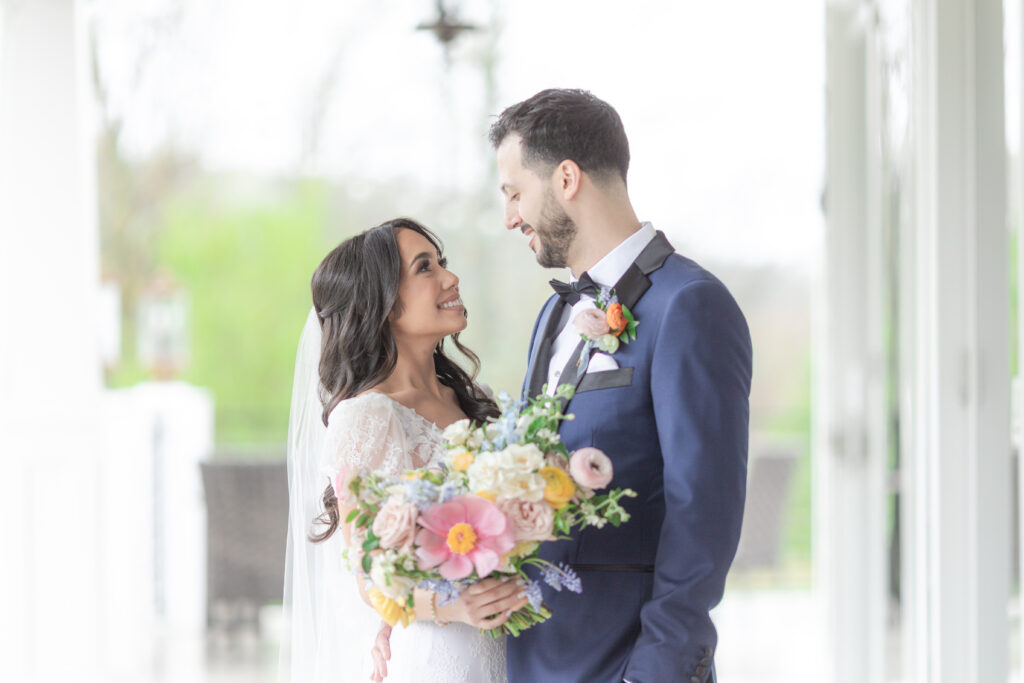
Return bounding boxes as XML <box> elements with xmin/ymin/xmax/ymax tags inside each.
<box><xmin>446</xmin><ymin>522</ymin><xmax>478</xmax><ymax>554</ymax></box>
<box><xmin>507</xmin><ymin>541</ymin><xmax>540</xmax><ymax>559</ymax></box>
<box><xmin>452</xmin><ymin>450</ymin><xmax>475</xmax><ymax>471</ymax></box>
<box><xmin>540</xmin><ymin>466</ymin><xmax>576</xmax><ymax>510</ymax></box>
<box><xmin>367</xmin><ymin>586</ymin><xmax>416</xmax><ymax>627</ymax></box>
<box><xmin>476</xmin><ymin>490</ymin><xmax>497</xmax><ymax>502</ymax></box>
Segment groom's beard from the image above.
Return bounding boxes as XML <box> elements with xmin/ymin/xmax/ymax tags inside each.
<box><xmin>532</xmin><ymin>189</ymin><xmax>577</xmax><ymax>269</ymax></box>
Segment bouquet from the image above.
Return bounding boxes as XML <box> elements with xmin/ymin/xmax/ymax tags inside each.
<box><xmin>338</xmin><ymin>385</ymin><xmax>636</xmax><ymax>637</ymax></box>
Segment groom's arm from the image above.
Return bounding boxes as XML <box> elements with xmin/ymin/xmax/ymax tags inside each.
<box><xmin>623</xmin><ymin>278</ymin><xmax>752</xmax><ymax>683</ymax></box>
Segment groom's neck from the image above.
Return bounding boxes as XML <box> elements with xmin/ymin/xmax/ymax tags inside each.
<box><xmin>568</xmin><ymin>196</ymin><xmax>642</xmax><ymax>277</ymax></box>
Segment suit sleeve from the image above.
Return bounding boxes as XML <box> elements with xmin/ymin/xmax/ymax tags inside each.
<box><xmin>623</xmin><ymin>278</ymin><xmax>752</xmax><ymax>683</ymax></box>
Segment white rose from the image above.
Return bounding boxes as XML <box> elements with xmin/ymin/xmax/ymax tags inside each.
<box><xmin>502</xmin><ymin>443</ymin><xmax>545</xmax><ymax>473</ymax></box>
<box><xmin>370</xmin><ymin>556</ymin><xmax>417</xmax><ymax>601</ymax></box>
<box><xmin>496</xmin><ymin>472</ymin><xmax>546</xmax><ymax>502</ymax></box>
<box><xmin>442</xmin><ymin>419</ymin><xmax>472</xmax><ymax>446</ymax></box>
<box><xmin>466</xmin><ymin>428</ymin><xmax>486</xmax><ymax>450</ymax></box>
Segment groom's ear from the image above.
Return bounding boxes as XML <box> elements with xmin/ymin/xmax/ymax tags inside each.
<box><xmin>553</xmin><ymin>159</ymin><xmax>583</xmax><ymax>201</ymax></box>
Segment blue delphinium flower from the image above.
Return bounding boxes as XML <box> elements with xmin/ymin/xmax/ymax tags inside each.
<box><xmin>405</xmin><ymin>478</ymin><xmax>440</xmax><ymax>508</ymax></box>
<box><xmin>485</xmin><ymin>397</ymin><xmax>526</xmax><ymax>450</ymax></box>
<box><xmin>418</xmin><ymin>578</ymin><xmax>467</xmax><ymax>606</ymax></box>
<box><xmin>523</xmin><ymin>579</ymin><xmax>544</xmax><ymax>611</ymax></box>
<box><xmin>438</xmin><ymin>481</ymin><xmax>461</xmax><ymax>504</ymax></box>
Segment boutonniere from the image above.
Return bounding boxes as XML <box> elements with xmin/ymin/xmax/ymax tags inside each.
<box><xmin>572</xmin><ymin>287</ymin><xmax>639</xmax><ymax>354</ymax></box>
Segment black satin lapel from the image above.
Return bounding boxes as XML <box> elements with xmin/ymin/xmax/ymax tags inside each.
<box><xmin>554</xmin><ymin>337</ymin><xmax>590</xmax><ymax>411</ymax></box>
<box><xmin>614</xmin><ymin>231</ymin><xmax>675</xmax><ymax>309</ymax></box>
<box><xmin>526</xmin><ymin>298</ymin><xmax>566</xmax><ymax>399</ymax></box>
<box><xmin>614</xmin><ymin>263</ymin><xmax>650</xmax><ymax>311</ymax></box>
<box><xmin>634</xmin><ymin>231</ymin><xmax>675</xmax><ymax>274</ymax></box>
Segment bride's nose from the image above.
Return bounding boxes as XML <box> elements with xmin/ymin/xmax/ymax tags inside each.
<box><xmin>442</xmin><ymin>267</ymin><xmax>459</xmax><ymax>290</ymax></box>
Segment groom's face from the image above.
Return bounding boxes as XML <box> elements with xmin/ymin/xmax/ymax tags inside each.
<box><xmin>497</xmin><ymin>135</ymin><xmax>577</xmax><ymax>269</ymax></box>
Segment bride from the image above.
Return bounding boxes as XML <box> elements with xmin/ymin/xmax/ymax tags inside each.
<box><xmin>281</xmin><ymin>218</ymin><xmax>527</xmax><ymax>682</ymax></box>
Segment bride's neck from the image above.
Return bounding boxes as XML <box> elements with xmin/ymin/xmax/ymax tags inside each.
<box><xmin>375</xmin><ymin>336</ymin><xmax>445</xmax><ymax>399</ymax></box>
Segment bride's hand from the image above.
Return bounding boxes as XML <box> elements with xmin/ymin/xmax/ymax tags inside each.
<box><xmin>440</xmin><ymin>577</ymin><xmax>529</xmax><ymax>629</ymax></box>
<box><xmin>369</xmin><ymin>622</ymin><xmax>392</xmax><ymax>682</ymax></box>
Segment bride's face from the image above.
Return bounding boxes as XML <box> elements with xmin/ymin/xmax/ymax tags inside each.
<box><xmin>390</xmin><ymin>228</ymin><xmax>466</xmax><ymax>342</ymax></box>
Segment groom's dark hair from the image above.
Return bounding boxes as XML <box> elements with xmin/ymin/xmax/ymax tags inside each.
<box><xmin>488</xmin><ymin>88</ymin><xmax>630</xmax><ymax>184</ymax></box>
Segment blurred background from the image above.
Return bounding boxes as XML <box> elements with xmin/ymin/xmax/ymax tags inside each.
<box><xmin>0</xmin><ymin>0</ymin><xmax>1017</xmax><ymax>681</ymax></box>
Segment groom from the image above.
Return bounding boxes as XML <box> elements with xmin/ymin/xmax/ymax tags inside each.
<box><xmin>490</xmin><ymin>89</ymin><xmax>752</xmax><ymax>683</ymax></box>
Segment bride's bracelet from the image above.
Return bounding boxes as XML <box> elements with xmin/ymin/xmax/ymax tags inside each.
<box><xmin>430</xmin><ymin>592</ymin><xmax>450</xmax><ymax>627</ymax></box>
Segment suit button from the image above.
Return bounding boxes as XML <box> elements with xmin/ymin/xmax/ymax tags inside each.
<box><xmin>690</xmin><ymin>677</ymin><xmax>701</xmax><ymax>683</ymax></box>
<box><xmin>695</xmin><ymin>665</ymin><xmax>707</xmax><ymax>676</ymax></box>
<box><xmin>703</xmin><ymin>646</ymin><xmax>713</xmax><ymax>657</ymax></box>
<box><xmin>700</xmin><ymin>656</ymin><xmax>712</xmax><ymax>666</ymax></box>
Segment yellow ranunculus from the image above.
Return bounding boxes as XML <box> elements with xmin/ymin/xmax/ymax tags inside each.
<box><xmin>368</xmin><ymin>586</ymin><xmax>416</xmax><ymax>628</ymax></box>
<box><xmin>476</xmin><ymin>490</ymin><xmax>497</xmax><ymax>502</ymax></box>
<box><xmin>508</xmin><ymin>541</ymin><xmax>540</xmax><ymax>559</ymax></box>
<box><xmin>452</xmin><ymin>450</ymin><xmax>475</xmax><ymax>471</ymax></box>
<box><xmin>540</xmin><ymin>466</ymin><xmax>576</xmax><ymax>510</ymax></box>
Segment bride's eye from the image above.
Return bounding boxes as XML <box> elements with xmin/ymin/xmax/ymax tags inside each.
<box><xmin>439</xmin><ymin>257</ymin><xmax>448</xmax><ymax>269</ymax></box>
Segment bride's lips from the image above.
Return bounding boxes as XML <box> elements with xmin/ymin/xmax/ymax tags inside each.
<box><xmin>439</xmin><ymin>294</ymin><xmax>464</xmax><ymax>311</ymax></box>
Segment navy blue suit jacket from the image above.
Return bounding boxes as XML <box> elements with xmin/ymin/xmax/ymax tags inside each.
<box><xmin>506</xmin><ymin>232</ymin><xmax>752</xmax><ymax>683</ymax></box>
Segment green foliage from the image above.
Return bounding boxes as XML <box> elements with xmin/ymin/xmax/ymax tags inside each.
<box><xmin>156</xmin><ymin>181</ymin><xmax>331</xmax><ymax>445</ymax></box>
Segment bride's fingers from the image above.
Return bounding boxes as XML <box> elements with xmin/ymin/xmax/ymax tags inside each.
<box><xmin>477</xmin><ymin>607</ymin><xmax>516</xmax><ymax>629</ymax></box>
<box><xmin>463</xmin><ymin>577</ymin><xmax>505</xmax><ymax>595</ymax></box>
<box><xmin>370</xmin><ymin>647</ymin><xmax>387</xmax><ymax>682</ymax></box>
<box><xmin>374</xmin><ymin>629</ymin><xmax>391</xmax><ymax>660</ymax></box>
<box><xmin>472</xmin><ymin>580</ymin><xmax>525</xmax><ymax>608</ymax></box>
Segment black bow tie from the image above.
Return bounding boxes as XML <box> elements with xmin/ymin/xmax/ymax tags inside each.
<box><xmin>549</xmin><ymin>272</ymin><xmax>600</xmax><ymax>305</ymax></box>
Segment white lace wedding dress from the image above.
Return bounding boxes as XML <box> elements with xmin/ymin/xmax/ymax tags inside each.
<box><xmin>319</xmin><ymin>392</ymin><xmax>507</xmax><ymax>683</ymax></box>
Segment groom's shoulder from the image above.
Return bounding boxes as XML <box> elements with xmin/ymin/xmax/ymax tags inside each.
<box><xmin>649</xmin><ymin>252</ymin><xmax>734</xmax><ymax>300</ymax></box>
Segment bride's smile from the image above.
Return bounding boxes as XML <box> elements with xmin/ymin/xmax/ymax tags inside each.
<box><xmin>391</xmin><ymin>227</ymin><xmax>467</xmax><ymax>341</ymax></box>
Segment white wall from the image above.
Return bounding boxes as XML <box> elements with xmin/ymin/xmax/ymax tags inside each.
<box><xmin>0</xmin><ymin>0</ymin><xmax>104</xmax><ymax>679</ymax></box>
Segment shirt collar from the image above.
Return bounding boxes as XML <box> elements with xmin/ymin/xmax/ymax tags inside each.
<box><xmin>570</xmin><ymin>221</ymin><xmax>657</xmax><ymax>289</ymax></box>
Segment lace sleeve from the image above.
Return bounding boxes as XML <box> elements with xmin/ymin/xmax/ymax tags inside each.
<box><xmin>319</xmin><ymin>393</ymin><xmax>410</xmax><ymax>484</ymax></box>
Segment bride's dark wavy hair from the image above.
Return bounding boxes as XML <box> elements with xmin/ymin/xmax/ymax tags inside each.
<box><xmin>309</xmin><ymin>217</ymin><xmax>499</xmax><ymax>542</ymax></box>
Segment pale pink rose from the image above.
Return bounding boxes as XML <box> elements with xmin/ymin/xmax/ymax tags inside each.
<box><xmin>573</xmin><ymin>308</ymin><xmax>610</xmax><ymax>339</ymax></box>
<box><xmin>569</xmin><ymin>448</ymin><xmax>614</xmax><ymax>490</ymax></box>
<box><xmin>372</xmin><ymin>497</ymin><xmax>420</xmax><ymax>550</ymax></box>
<box><xmin>333</xmin><ymin>466</ymin><xmax>358</xmax><ymax>506</ymax></box>
<box><xmin>498</xmin><ymin>498</ymin><xmax>555</xmax><ymax>542</ymax></box>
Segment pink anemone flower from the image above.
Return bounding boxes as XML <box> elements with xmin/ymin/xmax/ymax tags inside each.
<box><xmin>415</xmin><ymin>495</ymin><xmax>515</xmax><ymax>580</ymax></box>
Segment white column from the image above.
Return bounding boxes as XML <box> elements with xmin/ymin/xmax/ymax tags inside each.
<box><xmin>819</xmin><ymin>4</ymin><xmax>890</xmax><ymax>682</ymax></box>
<box><xmin>903</xmin><ymin>0</ymin><xmax>1009</xmax><ymax>681</ymax></box>
<box><xmin>0</xmin><ymin>0</ymin><xmax>104</xmax><ymax>680</ymax></box>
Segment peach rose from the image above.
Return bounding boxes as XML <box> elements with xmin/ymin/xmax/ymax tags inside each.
<box><xmin>573</xmin><ymin>308</ymin><xmax>610</xmax><ymax>340</ymax></box>
<box><xmin>371</xmin><ymin>497</ymin><xmax>419</xmax><ymax>550</ymax></box>
<box><xmin>498</xmin><ymin>498</ymin><xmax>555</xmax><ymax>542</ymax></box>
<box><xmin>605</xmin><ymin>303</ymin><xmax>627</xmax><ymax>336</ymax></box>
<box><xmin>569</xmin><ymin>447</ymin><xmax>614</xmax><ymax>490</ymax></box>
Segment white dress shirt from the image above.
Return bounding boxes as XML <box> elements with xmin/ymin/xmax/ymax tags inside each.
<box><xmin>545</xmin><ymin>222</ymin><xmax>657</xmax><ymax>395</ymax></box>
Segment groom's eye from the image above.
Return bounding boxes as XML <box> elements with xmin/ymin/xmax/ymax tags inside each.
<box><xmin>439</xmin><ymin>257</ymin><xmax>448</xmax><ymax>269</ymax></box>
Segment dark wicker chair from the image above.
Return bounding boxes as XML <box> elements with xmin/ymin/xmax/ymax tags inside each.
<box><xmin>732</xmin><ymin>446</ymin><xmax>800</xmax><ymax>571</ymax></box>
<box><xmin>200</xmin><ymin>460</ymin><xmax>288</xmax><ymax>633</ymax></box>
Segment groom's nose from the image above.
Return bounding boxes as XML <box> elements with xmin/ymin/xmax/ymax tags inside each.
<box><xmin>503</xmin><ymin>202</ymin><xmax>522</xmax><ymax>231</ymax></box>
